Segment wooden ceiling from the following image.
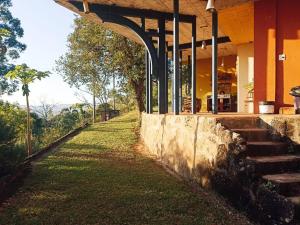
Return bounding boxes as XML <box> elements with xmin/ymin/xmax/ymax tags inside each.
<box><xmin>55</xmin><ymin>0</ymin><xmax>253</xmax><ymax>60</ymax></box>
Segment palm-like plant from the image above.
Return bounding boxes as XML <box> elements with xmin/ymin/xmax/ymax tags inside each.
<box><xmin>6</xmin><ymin>64</ymin><xmax>50</xmax><ymax>156</ymax></box>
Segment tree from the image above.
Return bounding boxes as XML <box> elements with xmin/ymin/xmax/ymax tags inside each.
<box><xmin>104</xmin><ymin>35</ymin><xmax>146</xmax><ymax>112</ymax></box>
<box><xmin>34</xmin><ymin>100</ymin><xmax>54</xmax><ymax>126</ymax></box>
<box><xmin>56</xmin><ymin>17</ymin><xmax>146</xmax><ymax>114</ymax></box>
<box><xmin>5</xmin><ymin>64</ymin><xmax>50</xmax><ymax>156</ymax></box>
<box><xmin>0</xmin><ymin>0</ymin><xmax>26</xmax><ymax>95</ymax></box>
<box><xmin>56</xmin><ymin>17</ymin><xmax>110</xmax><ymax>123</ymax></box>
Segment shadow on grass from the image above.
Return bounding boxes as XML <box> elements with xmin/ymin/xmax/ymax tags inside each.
<box><xmin>62</xmin><ymin>142</ymin><xmax>109</xmax><ymax>151</ymax></box>
<box><xmin>84</xmin><ymin>127</ymin><xmax>132</xmax><ymax>133</ymax></box>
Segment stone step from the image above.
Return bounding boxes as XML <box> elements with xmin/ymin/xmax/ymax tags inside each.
<box><xmin>263</xmin><ymin>173</ymin><xmax>300</xmax><ymax>197</ymax></box>
<box><xmin>247</xmin><ymin>155</ymin><xmax>300</xmax><ymax>175</ymax></box>
<box><xmin>217</xmin><ymin>117</ymin><xmax>260</xmax><ymax>129</ymax></box>
<box><xmin>232</xmin><ymin>128</ymin><xmax>270</xmax><ymax>142</ymax></box>
<box><xmin>246</xmin><ymin>141</ymin><xmax>289</xmax><ymax>156</ymax></box>
<box><xmin>287</xmin><ymin>196</ymin><xmax>300</xmax><ymax>218</ymax></box>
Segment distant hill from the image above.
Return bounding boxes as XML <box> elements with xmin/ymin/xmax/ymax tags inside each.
<box><xmin>20</xmin><ymin>104</ymin><xmax>73</xmax><ymax>116</ymax></box>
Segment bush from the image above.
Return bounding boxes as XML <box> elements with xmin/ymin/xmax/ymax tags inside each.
<box><xmin>0</xmin><ymin>114</ymin><xmax>25</xmax><ymax>177</ymax></box>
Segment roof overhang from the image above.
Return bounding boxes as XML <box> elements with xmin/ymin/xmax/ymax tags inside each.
<box><xmin>55</xmin><ymin>0</ymin><xmax>254</xmax><ymax>60</ymax></box>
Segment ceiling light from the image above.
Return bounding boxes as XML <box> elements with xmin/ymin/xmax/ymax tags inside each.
<box><xmin>83</xmin><ymin>0</ymin><xmax>90</xmax><ymax>14</ymax></box>
<box><xmin>206</xmin><ymin>0</ymin><xmax>216</xmax><ymax>12</ymax></box>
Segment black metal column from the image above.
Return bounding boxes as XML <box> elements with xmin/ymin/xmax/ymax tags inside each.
<box><xmin>179</xmin><ymin>50</ymin><xmax>183</xmax><ymax>112</ymax></box>
<box><xmin>142</xmin><ymin>17</ymin><xmax>150</xmax><ymax>114</ymax></box>
<box><xmin>173</xmin><ymin>0</ymin><xmax>180</xmax><ymax>115</ymax></box>
<box><xmin>158</xmin><ymin>18</ymin><xmax>166</xmax><ymax>114</ymax></box>
<box><xmin>212</xmin><ymin>11</ymin><xmax>218</xmax><ymax>114</ymax></box>
<box><xmin>187</xmin><ymin>55</ymin><xmax>191</xmax><ymax>96</ymax></box>
<box><xmin>149</xmin><ymin>53</ymin><xmax>153</xmax><ymax>114</ymax></box>
<box><xmin>146</xmin><ymin>53</ymin><xmax>150</xmax><ymax>113</ymax></box>
<box><xmin>165</xmin><ymin>42</ymin><xmax>169</xmax><ymax>113</ymax></box>
<box><xmin>192</xmin><ymin>17</ymin><xmax>197</xmax><ymax>114</ymax></box>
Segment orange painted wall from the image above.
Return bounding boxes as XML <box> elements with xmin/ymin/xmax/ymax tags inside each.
<box><xmin>196</xmin><ymin>56</ymin><xmax>237</xmax><ymax>112</ymax></box>
<box><xmin>254</xmin><ymin>0</ymin><xmax>277</xmax><ymax>113</ymax></box>
<box><xmin>254</xmin><ymin>0</ymin><xmax>300</xmax><ymax>113</ymax></box>
<box><xmin>276</xmin><ymin>0</ymin><xmax>300</xmax><ymax>109</ymax></box>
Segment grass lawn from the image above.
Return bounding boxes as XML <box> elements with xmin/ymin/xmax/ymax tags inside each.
<box><xmin>0</xmin><ymin>112</ymin><xmax>252</xmax><ymax>225</ymax></box>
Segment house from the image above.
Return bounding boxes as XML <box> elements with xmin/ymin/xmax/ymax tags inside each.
<box><xmin>55</xmin><ymin>0</ymin><xmax>300</xmax><ymax>223</ymax></box>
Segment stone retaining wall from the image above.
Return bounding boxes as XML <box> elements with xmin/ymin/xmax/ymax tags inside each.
<box><xmin>259</xmin><ymin>115</ymin><xmax>300</xmax><ymax>144</ymax></box>
<box><xmin>141</xmin><ymin>113</ymin><xmax>300</xmax><ymax>186</ymax></box>
<box><xmin>140</xmin><ymin>113</ymin><xmax>244</xmax><ymax>187</ymax></box>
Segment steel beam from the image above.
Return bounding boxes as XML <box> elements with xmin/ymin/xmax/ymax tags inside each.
<box><xmin>158</xmin><ymin>18</ymin><xmax>166</xmax><ymax>114</ymax></box>
<box><xmin>158</xmin><ymin>19</ymin><xmax>166</xmax><ymax>114</ymax></box>
<box><xmin>142</xmin><ymin>18</ymin><xmax>150</xmax><ymax>114</ymax></box>
<box><xmin>179</xmin><ymin>50</ymin><xmax>183</xmax><ymax>112</ymax></box>
<box><xmin>165</xmin><ymin>42</ymin><xmax>169</xmax><ymax>113</ymax></box>
<box><xmin>71</xmin><ymin>1</ymin><xmax>159</xmax><ymax>80</ymax></box>
<box><xmin>147</xmin><ymin>29</ymin><xmax>173</xmax><ymax>37</ymax></box>
<box><xmin>149</xmin><ymin>53</ymin><xmax>153</xmax><ymax>114</ymax></box>
<box><xmin>212</xmin><ymin>11</ymin><xmax>218</xmax><ymax>114</ymax></box>
<box><xmin>167</xmin><ymin>36</ymin><xmax>230</xmax><ymax>51</ymax></box>
<box><xmin>69</xmin><ymin>1</ymin><xmax>195</xmax><ymax>23</ymax></box>
<box><xmin>146</xmin><ymin>53</ymin><xmax>150</xmax><ymax>113</ymax></box>
<box><xmin>187</xmin><ymin>55</ymin><xmax>191</xmax><ymax>96</ymax></box>
<box><xmin>192</xmin><ymin>18</ymin><xmax>197</xmax><ymax>114</ymax></box>
<box><xmin>173</xmin><ymin>0</ymin><xmax>180</xmax><ymax>115</ymax></box>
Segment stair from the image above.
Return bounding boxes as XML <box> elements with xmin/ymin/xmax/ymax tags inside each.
<box><xmin>232</xmin><ymin>128</ymin><xmax>270</xmax><ymax>141</ymax></box>
<box><xmin>222</xmin><ymin>117</ymin><xmax>300</xmax><ymax>223</ymax></box>
<box><xmin>263</xmin><ymin>173</ymin><xmax>300</xmax><ymax>197</ymax></box>
<box><xmin>263</xmin><ymin>173</ymin><xmax>300</xmax><ymax>219</ymax></box>
<box><xmin>247</xmin><ymin>155</ymin><xmax>300</xmax><ymax>175</ymax></box>
<box><xmin>246</xmin><ymin>141</ymin><xmax>288</xmax><ymax>156</ymax></box>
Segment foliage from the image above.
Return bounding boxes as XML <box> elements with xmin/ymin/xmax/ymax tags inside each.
<box><xmin>0</xmin><ymin>100</ymin><xmax>91</xmax><ymax>177</ymax></box>
<box><xmin>5</xmin><ymin>64</ymin><xmax>50</xmax><ymax>96</ymax></box>
<box><xmin>56</xmin><ymin>17</ymin><xmax>146</xmax><ymax>113</ymax></box>
<box><xmin>55</xmin><ymin>17</ymin><xmax>111</xmax><ymax>122</ymax></box>
<box><xmin>0</xmin><ymin>0</ymin><xmax>26</xmax><ymax>95</ymax></box>
<box><xmin>0</xmin><ymin>101</ymin><xmax>26</xmax><ymax>140</ymax></box>
<box><xmin>5</xmin><ymin>64</ymin><xmax>50</xmax><ymax>155</ymax></box>
<box><xmin>100</xmin><ymin>27</ymin><xmax>146</xmax><ymax>112</ymax></box>
<box><xmin>0</xmin><ymin>101</ymin><xmax>26</xmax><ymax>176</ymax></box>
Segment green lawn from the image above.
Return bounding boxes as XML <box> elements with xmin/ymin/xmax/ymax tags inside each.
<box><xmin>0</xmin><ymin>112</ymin><xmax>251</xmax><ymax>225</ymax></box>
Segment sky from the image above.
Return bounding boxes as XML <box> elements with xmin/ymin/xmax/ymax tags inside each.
<box><xmin>2</xmin><ymin>0</ymin><xmax>90</xmax><ymax>106</ymax></box>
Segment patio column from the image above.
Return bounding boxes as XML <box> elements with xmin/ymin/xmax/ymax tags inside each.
<box><xmin>145</xmin><ymin>53</ymin><xmax>150</xmax><ymax>113</ymax></box>
<box><xmin>192</xmin><ymin>17</ymin><xmax>197</xmax><ymax>114</ymax></box>
<box><xmin>179</xmin><ymin>50</ymin><xmax>183</xmax><ymax>112</ymax></box>
<box><xmin>173</xmin><ymin>0</ymin><xmax>180</xmax><ymax>115</ymax></box>
<box><xmin>211</xmin><ymin>11</ymin><xmax>218</xmax><ymax>114</ymax></box>
<box><xmin>149</xmin><ymin>53</ymin><xmax>153</xmax><ymax>114</ymax></box>
<box><xmin>187</xmin><ymin>55</ymin><xmax>191</xmax><ymax>96</ymax></box>
<box><xmin>165</xmin><ymin>42</ymin><xmax>169</xmax><ymax>113</ymax></box>
<box><xmin>158</xmin><ymin>18</ymin><xmax>166</xmax><ymax>114</ymax></box>
<box><xmin>142</xmin><ymin>18</ymin><xmax>150</xmax><ymax>114</ymax></box>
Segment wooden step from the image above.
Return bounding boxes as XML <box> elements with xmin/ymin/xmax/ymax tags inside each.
<box><xmin>232</xmin><ymin>128</ymin><xmax>270</xmax><ymax>141</ymax></box>
<box><xmin>246</xmin><ymin>141</ymin><xmax>288</xmax><ymax>156</ymax></box>
<box><xmin>247</xmin><ymin>155</ymin><xmax>300</xmax><ymax>175</ymax></box>
<box><xmin>287</xmin><ymin>196</ymin><xmax>300</xmax><ymax>218</ymax></box>
<box><xmin>217</xmin><ymin>117</ymin><xmax>260</xmax><ymax>129</ymax></box>
<box><xmin>263</xmin><ymin>173</ymin><xmax>300</xmax><ymax>197</ymax></box>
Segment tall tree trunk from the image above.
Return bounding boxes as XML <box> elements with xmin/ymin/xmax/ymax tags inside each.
<box><xmin>113</xmin><ymin>74</ymin><xmax>116</xmax><ymax>110</ymax></box>
<box><xmin>131</xmin><ymin>77</ymin><xmax>145</xmax><ymax>113</ymax></box>
<box><xmin>92</xmin><ymin>92</ymin><xmax>96</xmax><ymax>124</ymax></box>
<box><xmin>92</xmin><ymin>76</ymin><xmax>96</xmax><ymax>124</ymax></box>
<box><xmin>26</xmin><ymin>94</ymin><xmax>32</xmax><ymax>156</ymax></box>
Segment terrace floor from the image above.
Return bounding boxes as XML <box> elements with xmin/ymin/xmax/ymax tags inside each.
<box><xmin>0</xmin><ymin>112</ymin><xmax>253</xmax><ymax>225</ymax></box>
